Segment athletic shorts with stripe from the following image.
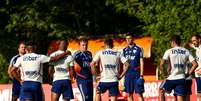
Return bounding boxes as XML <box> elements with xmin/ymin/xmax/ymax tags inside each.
<box><xmin>51</xmin><ymin>79</ymin><xmax>74</xmax><ymax>100</ymax></box>
<box><xmin>97</xmin><ymin>82</ymin><xmax>119</xmax><ymax>96</ymax></box>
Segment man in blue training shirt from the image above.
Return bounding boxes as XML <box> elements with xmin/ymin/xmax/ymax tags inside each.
<box><xmin>122</xmin><ymin>34</ymin><xmax>144</xmax><ymax>101</ymax></box>
<box><xmin>8</xmin><ymin>42</ymin><xmax>26</xmax><ymax>101</ymax></box>
<box><xmin>73</xmin><ymin>37</ymin><xmax>93</xmax><ymax>101</ymax></box>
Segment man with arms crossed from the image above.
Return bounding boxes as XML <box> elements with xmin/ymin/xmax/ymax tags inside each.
<box><xmin>49</xmin><ymin>40</ymin><xmax>74</xmax><ymax>101</ymax></box>
<box><xmin>160</xmin><ymin>35</ymin><xmax>197</xmax><ymax>101</ymax></box>
<box><xmin>90</xmin><ymin>38</ymin><xmax>129</xmax><ymax>101</ymax></box>
<box><xmin>11</xmin><ymin>42</ymin><xmax>70</xmax><ymax>101</ymax></box>
<box><xmin>73</xmin><ymin>37</ymin><xmax>93</xmax><ymax>101</ymax></box>
<box><xmin>8</xmin><ymin>42</ymin><xmax>26</xmax><ymax>101</ymax></box>
<box><xmin>122</xmin><ymin>35</ymin><xmax>144</xmax><ymax>101</ymax></box>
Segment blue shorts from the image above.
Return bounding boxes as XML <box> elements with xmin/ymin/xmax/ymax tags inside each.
<box><xmin>21</xmin><ymin>81</ymin><xmax>43</xmax><ymax>101</ymax></box>
<box><xmin>162</xmin><ymin>79</ymin><xmax>186</xmax><ymax>96</ymax></box>
<box><xmin>51</xmin><ymin>79</ymin><xmax>74</xmax><ymax>100</ymax></box>
<box><xmin>97</xmin><ymin>82</ymin><xmax>119</xmax><ymax>96</ymax></box>
<box><xmin>124</xmin><ymin>76</ymin><xmax>144</xmax><ymax>94</ymax></box>
<box><xmin>185</xmin><ymin>79</ymin><xmax>192</xmax><ymax>94</ymax></box>
<box><xmin>196</xmin><ymin>77</ymin><xmax>201</xmax><ymax>93</ymax></box>
<box><xmin>12</xmin><ymin>78</ymin><xmax>21</xmax><ymax>97</ymax></box>
<box><xmin>77</xmin><ymin>79</ymin><xmax>93</xmax><ymax>101</ymax></box>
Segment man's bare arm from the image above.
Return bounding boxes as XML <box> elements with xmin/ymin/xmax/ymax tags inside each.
<box><xmin>118</xmin><ymin>62</ymin><xmax>129</xmax><ymax>80</ymax></box>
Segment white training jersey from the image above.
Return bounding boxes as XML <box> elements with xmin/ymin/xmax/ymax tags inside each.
<box><xmin>14</xmin><ymin>53</ymin><xmax>50</xmax><ymax>83</ymax></box>
<box><xmin>192</xmin><ymin>45</ymin><xmax>201</xmax><ymax>77</ymax></box>
<box><xmin>93</xmin><ymin>48</ymin><xmax>127</xmax><ymax>82</ymax></box>
<box><xmin>185</xmin><ymin>61</ymin><xmax>192</xmax><ymax>80</ymax></box>
<box><xmin>50</xmin><ymin>50</ymin><xmax>73</xmax><ymax>82</ymax></box>
<box><xmin>163</xmin><ymin>46</ymin><xmax>195</xmax><ymax>80</ymax></box>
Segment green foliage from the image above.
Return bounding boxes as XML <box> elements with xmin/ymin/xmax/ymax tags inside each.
<box><xmin>0</xmin><ymin>54</ymin><xmax>9</xmax><ymax>83</ymax></box>
<box><xmin>0</xmin><ymin>0</ymin><xmax>144</xmax><ymax>83</ymax></box>
<box><xmin>138</xmin><ymin>0</ymin><xmax>201</xmax><ymax>67</ymax></box>
<box><xmin>107</xmin><ymin>0</ymin><xmax>201</xmax><ymax>79</ymax></box>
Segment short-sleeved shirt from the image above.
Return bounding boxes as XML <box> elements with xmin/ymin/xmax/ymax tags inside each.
<box><xmin>93</xmin><ymin>48</ymin><xmax>127</xmax><ymax>82</ymax></box>
<box><xmin>14</xmin><ymin>53</ymin><xmax>50</xmax><ymax>83</ymax></box>
<box><xmin>122</xmin><ymin>44</ymin><xmax>143</xmax><ymax>77</ymax></box>
<box><xmin>162</xmin><ymin>46</ymin><xmax>195</xmax><ymax>80</ymax></box>
<box><xmin>192</xmin><ymin>45</ymin><xmax>201</xmax><ymax>77</ymax></box>
<box><xmin>50</xmin><ymin>50</ymin><xmax>73</xmax><ymax>82</ymax></box>
<box><xmin>73</xmin><ymin>50</ymin><xmax>93</xmax><ymax>80</ymax></box>
<box><xmin>9</xmin><ymin>54</ymin><xmax>21</xmax><ymax>68</ymax></box>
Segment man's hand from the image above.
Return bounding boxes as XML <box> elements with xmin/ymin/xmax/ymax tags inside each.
<box><xmin>65</xmin><ymin>50</ymin><xmax>71</xmax><ymax>55</ymax></box>
<box><xmin>195</xmin><ymin>68</ymin><xmax>201</xmax><ymax>75</ymax></box>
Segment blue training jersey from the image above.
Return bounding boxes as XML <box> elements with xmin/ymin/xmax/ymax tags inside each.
<box><xmin>73</xmin><ymin>50</ymin><xmax>93</xmax><ymax>80</ymax></box>
<box><xmin>122</xmin><ymin>44</ymin><xmax>143</xmax><ymax>76</ymax></box>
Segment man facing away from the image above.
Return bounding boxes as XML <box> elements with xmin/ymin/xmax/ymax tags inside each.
<box><xmin>11</xmin><ymin>41</ymin><xmax>70</xmax><ymax>101</ymax></box>
<box><xmin>90</xmin><ymin>38</ymin><xmax>130</xmax><ymax>101</ymax></box>
<box><xmin>160</xmin><ymin>35</ymin><xmax>197</xmax><ymax>101</ymax></box>
<box><xmin>49</xmin><ymin>40</ymin><xmax>74</xmax><ymax>101</ymax></box>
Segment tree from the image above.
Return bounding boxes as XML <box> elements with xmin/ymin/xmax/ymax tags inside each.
<box><xmin>107</xmin><ymin>0</ymin><xmax>201</xmax><ymax>79</ymax></box>
<box><xmin>0</xmin><ymin>0</ymin><xmax>144</xmax><ymax>83</ymax></box>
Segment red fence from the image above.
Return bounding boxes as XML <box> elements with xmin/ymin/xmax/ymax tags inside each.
<box><xmin>0</xmin><ymin>79</ymin><xmax>198</xmax><ymax>101</ymax></box>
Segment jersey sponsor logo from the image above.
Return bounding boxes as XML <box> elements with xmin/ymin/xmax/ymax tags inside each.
<box><xmin>104</xmin><ymin>64</ymin><xmax>116</xmax><ymax>68</ymax></box>
<box><xmin>174</xmin><ymin>64</ymin><xmax>185</xmax><ymax>68</ymax></box>
<box><xmin>23</xmin><ymin>56</ymin><xmax>38</xmax><ymax>61</ymax></box>
<box><xmin>83</xmin><ymin>61</ymin><xmax>90</xmax><ymax>67</ymax></box>
<box><xmin>126</xmin><ymin>55</ymin><xmax>136</xmax><ymax>60</ymax></box>
<box><xmin>102</xmin><ymin>50</ymin><xmax>117</xmax><ymax>55</ymax></box>
<box><xmin>172</xmin><ymin>49</ymin><xmax>186</xmax><ymax>54</ymax></box>
<box><xmin>25</xmin><ymin>71</ymin><xmax>40</xmax><ymax>78</ymax></box>
<box><xmin>56</xmin><ymin>67</ymin><xmax>67</xmax><ymax>72</ymax></box>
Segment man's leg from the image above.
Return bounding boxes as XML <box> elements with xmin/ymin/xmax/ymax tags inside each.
<box><xmin>108</xmin><ymin>82</ymin><xmax>119</xmax><ymax>101</ymax></box>
<box><xmin>62</xmin><ymin>80</ymin><xmax>74</xmax><ymax>101</ymax></box>
<box><xmin>124</xmin><ymin>77</ymin><xmax>135</xmax><ymax>101</ymax></box>
<box><xmin>77</xmin><ymin>80</ymin><xmax>93</xmax><ymax>101</ymax></box>
<box><xmin>197</xmin><ymin>93</ymin><xmax>201</xmax><ymax>101</ymax></box>
<box><xmin>185</xmin><ymin>79</ymin><xmax>192</xmax><ymax>101</ymax></box>
<box><xmin>137</xmin><ymin>93</ymin><xmax>144</xmax><ymax>101</ymax></box>
<box><xmin>159</xmin><ymin>89</ymin><xmax>165</xmax><ymax>101</ymax></box>
<box><xmin>11</xmin><ymin>96</ymin><xmax>18</xmax><ymax>101</ymax></box>
<box><xmin>24</xmin><ymin>100</ymin><xmax>32</xmax><ymax>101</ymax></box>
<box><xmin>12</xmin><ymin>78</ymin><xmax>21</xmax><ymax>101</ymax></box>
<box><xmin>174</xmin><ymin>79</ymin><xmax>186</xmax><ymax>101</ymax></box>
<box><xmin>51</xmin><ymin>92</ymin><xmax>60</xmax><ymax>101</ymax></box>
<box><xmin>176</xmin><ymin>95</ymin><xmax>185</xmax><ymax>101</ymax></box>
<box><xmin>110</xmin><ymin>96</ymin><xmax>117</xmax><ymax>101</ymax></box>
<box><xmin>195</xmin><ymin>77</ymin><xmax>201</xmax><ymax>101</ymax></box>
<box><xmin>185</xmin><ymin>94</ymin><xmax>190</xmax><ymax>101</ymax></box>
<box><xmin>95</xmin><ymin>90</ymin><xmax>102</xmax><ymax>101</ymax></box>
<box><xmin>127</xmin><ymin>93</ymin><xmax>133</xmax><ymax>101</ymax></box>
<box><xmin>51</xmin><ymin>80</ymin><xmax>63</xmax><ymax>101</ymax></box>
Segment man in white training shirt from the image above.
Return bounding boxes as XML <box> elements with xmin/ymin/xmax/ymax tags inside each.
<box><xmin>11</xmin><ymin>41</ymin><xmax>70</xmax><ymax>101</ymax></box>
<box><xmin>191</xmin><ymin>35</ymin><xmax>201</xmax><ymax>100</ymax></box>
<box><xmin>160</xmin><ymin>35</ymin><xmax>197</xmax><ymax>101</ymax></box>
<box><xmin>49</xmin><ymin>40</ymin><xmax>74</xmax><ymax>101</ymax></box>
<box><xmin>90</xmin><ymin>38</ymin><xmax>129</xmax><ymax>101</ymax></box>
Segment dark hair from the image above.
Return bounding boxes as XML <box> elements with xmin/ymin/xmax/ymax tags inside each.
<box><xmin>192</xmin><ymin>34</ymin><xmax>201</xmax><ymax>39</ymax></box>
<box><xmin>170</xmin><ymin>35</ymin><xmax>181</xmax><ymax>45</ymax></box>
<box><xmin>60</xmin><ymin>40</ymin><xmax>68</xmax><ymax>45</ymax></box>
<box><xmin>18</xmin><ymin>41</ymin><xmax>25</xmax><ymax>48</ymax></box>
<box><xmin>104</xmin><ymin>38</ymin><xmax>114</xmax><ymax>48</ymax></box>
<box><xmin>78</xmin><ymin>36</ymin><xmax>88</xmax><ymax>44</ymax></box>
<box><xmin>26</xmin><ymin>41</ymin><xmax>35</xmax><ymax>47</ymax></box>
